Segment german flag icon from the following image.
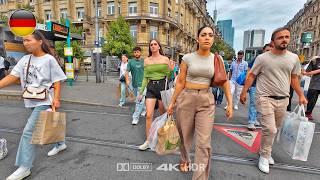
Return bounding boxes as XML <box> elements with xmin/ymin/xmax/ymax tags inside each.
<box><xmin>9</xmin><ymin>9</ymin><xmax>36</xmax><ymax>37</ymax></box>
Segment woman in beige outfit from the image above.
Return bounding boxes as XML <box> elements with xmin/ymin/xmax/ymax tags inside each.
<box><xmin>167</xmin><ymin>26</ymin><xmax>233</xmax><ymax>180</ymax></box>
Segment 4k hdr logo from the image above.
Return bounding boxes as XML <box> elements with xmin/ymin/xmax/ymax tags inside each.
<box><xmin>117</xmin><ymin>162</ymin><xmax>205</xmax><ymax>172</ymax></box>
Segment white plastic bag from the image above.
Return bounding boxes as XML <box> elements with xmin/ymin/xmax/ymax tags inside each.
<box><xmin>279</xmin><ymin>105</ymin><xmax>315</xmax><ymax>161</ymax></box>
<box><xmin>148</xmin><ymin>113</ymin><xmax>168</xmax><ymax>151</ymax></box>
<box><xmin>160</xmin><ymin>78</ymin><xmax>174</xmax><ymax>110</ymax></box>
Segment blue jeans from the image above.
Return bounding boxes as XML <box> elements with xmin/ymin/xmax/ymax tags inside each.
<box><xmin>212</xmin><ymin>87</ymin><xmax>224</xmax><ymax>103</ymax></box>
<box><xmin>119</xmin><ymin>82</ymin><xmax>126</xmax><ymax>105</ymax></box>
<box><xmin>15</xmin><ymin>105</ymin><xmax>65</xmax><ymax>168</ymax></box>
<box><xmin>132</xmin><ymin>87</ymin><xmax>146</xmax><ymax>120</ymax></box>
<box><xmin>248</xmin><ymin>87</ymin><xmax>257</xmax><ymax>124</ymax></box>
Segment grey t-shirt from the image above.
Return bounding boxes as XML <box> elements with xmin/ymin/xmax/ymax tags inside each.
<box><xmin>11</xmin><ymin>54</ymin><xmax>67</xmax><ymax>108</ymax></box>
<box><xmin>306</xmin><ymin>58</ymin><xmax>320</xmax><ymax>90</ymax></box>
<box><xmin>251</xmin><ymin>51</ymin><xmax>301</xmax><ymax>97</ymax></box>
<box><xmin>182</xmin><ymin>52</ymin><xmax>216</xmax><ymax>85</ymax></box>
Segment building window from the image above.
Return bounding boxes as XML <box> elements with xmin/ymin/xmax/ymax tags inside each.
<box><xmin>180</xmin><ymin>13</ymin><xmax>183</xmax><ymax>23</ymax></box>
<box><xmin>309</xmin><ymin>18</ymin><xmax>313</xmax><ymax>27</ymax></box>
<box><xmin>118</xmin><ymin>2</ymin><xmax>121</xmax><ymax>14</ymax></box>
<box><xmin>130</xmin><ymin>25</ymin><xmax>137</xmax><ymax>41</ymax></box>
<box><xmin>60</xmin><ymin>9</ymin><xmax>67</xmax><ymax>19</ymax></box>
<box><xmin>176</xmin><ymin>0</ymin><xmax>179</xmax><ymax>4</ymax></box>
<box><xmin>98</xmin><ymin>6</ymin><xmax>102</xmax><ymax>17</ymax></box>
<box><xmin>44</xmin><ymin>0</ymin><xmax>50</xmax><ymax>3</ymax></box>
<box><xmin>107</xmin><ymin>2</ymin><xmax>115</xmax><ymax>15</ymax></box>
<box><xmin>168</xmin><ymin>0</ymin><xmax>171</xmax><ymax>5</ymax></box>
<box><xmin>44</xmin><ymin>10</ymin><xmax>51</xmax><ymax>21</ymax></box>
<box><xmin>0</xmin><ymin>0</ymin><xmax>7</xmax><ymax>4</ymax></box>
<box><xmin>76</xmin><ymin>7</ymin><xmax>84</xmax><ymax>21</ymax></box>
<box><xmin>128</xmin><ymin>2</ymin><xmax>137</xmax><ymax>16</ymax></box>
<box><xmin>168</xmin><ymin>8</ymin><xmax>171</xmax><ymax>17</ymax></box>
<box><xmin>149</xmin><ymin>3</ymin><xmax>158</xmax><ymax>17</ymax></box>
<box><xmin>167</xmin><ymin>31</ymin><xmax>171</xmax><ymax>46</ymax></box>
<box><xmin>150</xmin><ymin>26</ymin><xmax>158</xmax><ymax>39</ymax></box>
<box><xmin>175</xmin><ymin>12</ymin><xmax>179</xmax><ymax>22</ymax></box>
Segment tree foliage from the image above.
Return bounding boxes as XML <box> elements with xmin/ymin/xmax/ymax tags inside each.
<box><xmin>102</xmin><ymin>16</ymin><xmax>134</xmax><ymax>57</ymax></box>
<box><xmin>54</xmin><ymin>18</ymin><xmax>84</xmax><ymax>60</ymax></box>
<box><xmin>211</xmin><ymin>38</ymin><xmax>235</xmax><ymax>60</ymax></box>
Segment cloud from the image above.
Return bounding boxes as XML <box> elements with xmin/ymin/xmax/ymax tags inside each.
<box><xmin>206</xmin><ymin>0</ymin><xmax>307</xmax><ymax>52</ymax></box>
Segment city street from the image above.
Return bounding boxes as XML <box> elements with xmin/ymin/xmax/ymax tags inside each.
<box><xmin>0</xmin><ymin>80</ymin><xmax>319</xmax><ymax>180</ymax></box>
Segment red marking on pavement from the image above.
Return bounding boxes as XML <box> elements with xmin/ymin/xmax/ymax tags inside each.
<box><xmin>213</xmin><ymin>125</ymin><xmax>261</xmax><ymax>153</ymax></box>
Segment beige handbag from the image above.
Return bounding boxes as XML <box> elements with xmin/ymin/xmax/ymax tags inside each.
<box><xmin>22</xmin><ymin>55</ymin><xmax>48</xmax><ymax>100</ymax></box>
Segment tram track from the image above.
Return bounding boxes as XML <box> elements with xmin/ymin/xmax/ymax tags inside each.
<box><xmin>1</xmin><ymin>127</ymin><xmax>320</xmax><ymax>176</ymax></box>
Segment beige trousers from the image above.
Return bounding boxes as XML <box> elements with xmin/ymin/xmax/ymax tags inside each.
<box><xmin>256</xmin><ymin>96</ymin><xmax>289</xmax><ymax>158</ymax></box>
<box><xmin>176</xmin><ymin>89</ymin><xmax>215</xmax><ymax>180</ymax></box>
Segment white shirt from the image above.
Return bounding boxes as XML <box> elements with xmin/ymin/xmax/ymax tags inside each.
<box><xmin>11</xmin><ymin>54</ymin><xmax>67</xmax><ymax>108</ymax></box>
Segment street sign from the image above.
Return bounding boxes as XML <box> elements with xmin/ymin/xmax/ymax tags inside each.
<box><xmin>65</xmin><ymin>63</ymin><xmax>74</xmax><ymax>79</ymax></box>
<box><xmin>214</xmin><ymin>125</ymin><xmax>261</xmax><ymax>153</ymax></box>
<box><xmin>64</xmin><ymin>47</ymin><xmax>73</xmax><ymax>56</ymax></box>
<box><xmin>93</xmin><ymin>48</ymin><xmax>102</xmax><ymax>53</ymax></box>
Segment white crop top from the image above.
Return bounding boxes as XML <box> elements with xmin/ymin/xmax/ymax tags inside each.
<box><xmin>182</xmin><ymin>52</ymin><xmax>215</xmax><ymax>85</ymax></box>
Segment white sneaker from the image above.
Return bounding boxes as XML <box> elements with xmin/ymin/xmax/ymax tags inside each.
<box><xmin>247</xmin><ymin>123</ymin><xmax>256</xmax><ymax>130</ymax></box>
<box><xmin>255</xmin><ymin>121</ymin><xmax>261</xmax><ymax>126</ymax></box>
<box><xmin>268</xmin><ymin>156</ymin><xmax>275</xmax><ymax>165</ymax></box>
<box><xmin>138</xmin><ymin>141</ymin><xmax>149</xmax><ymax>151</ymax></box>
<box><xmin>141</xmin><ymin>110</ymin><xmax>146</xmax><ymax>117</ymax></box>
<box><xmin>48</xmin><ymin>144</ymin><xmax>67</xmax><ymax>157</ymax></box>
<box><xmin>234</xmin><ymin>105</ymin><xmax>239</xmax><ymax>110</ymax></box>
<box><xmin>258</xmin><ymin>157</ymin><xmax>270</xmax><ymax>173</ymax></box>
<box><xmin>6</xmin><ymin>166</ymin><xmax>31</xmax><ymax>180</ymax></box>
<box><xmin>224</xmin><ymin>106</ymin><xmax>228</xmax><ymax>110</ymax></box>
<box><xmin>132</xmin><ymin>118</ymin><xmax>139</xmax><ymax>125</ymax></box>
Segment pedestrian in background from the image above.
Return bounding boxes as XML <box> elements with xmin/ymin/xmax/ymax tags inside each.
<box><xmin>167</xmin><ymin>26</ymin><xmax>233</xmax><ymax>180</ymax></box>
<box><xmin>0</xmin><ymin>138</ymin><xmax>8</xmax><ymax>160</ymax></box>
<box><xmin>0</xmin><ymin>55</ymin><xmax>6</xmax><ymax>80</ymax></box>
<box><xmin>0</xmin><ymin>30</ymin><xmax>67</xmax><ymax>180</ymax></box>
<box><xmin>240</xmin><ymin>27</ymin><xmax>307</xmax><ymax>174</ymax></box>
<box><xmin>304</xmin><ymin>56</ymin><xmax>320</xmax><ymax>121</ymax></box>
<box><xmin>118</xmin><ymin>54</ymin><xmax>130</xmax><ymax>107</ymax></box>
<box><xmin>138</xmin><ymin>39</ymin><xmax>174</xmax><ymax>151</ymax></box>
<box><xmin>227</xmin><ymin>50</ymin><xmax>248</xmax><ymax>110</ymax></box>
<box><xmin>126</xmin><ymin>47</ymin><xmax>146</xmax><ymax>125</ymax></box>
<box><xmin>246</xmin><ymin>43</ymin><xmax>273</xmax><ymax>130</ymax></box>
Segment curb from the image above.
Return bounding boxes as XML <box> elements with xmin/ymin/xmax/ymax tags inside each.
<box><xmin>0</xmin><ymin>91</ymin><xmax>129</xmax><ymax>109</ymax></box>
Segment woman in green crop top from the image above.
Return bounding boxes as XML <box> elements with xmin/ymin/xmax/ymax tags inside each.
<box><xmin>138</xmin><ymin>39</ymin><xmax>174</xmax><ymax>151</ymax></box>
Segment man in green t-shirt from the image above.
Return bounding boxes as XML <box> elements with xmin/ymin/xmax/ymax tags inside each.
<box><xmin>125</xmin><ymin>47</ymin><xmax>146</xmax><ymax>125</ymax></box>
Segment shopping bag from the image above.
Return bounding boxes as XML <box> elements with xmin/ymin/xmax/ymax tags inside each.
<box><xmin>279</xmin><ymin>105</ymin><xmax>315</xmax><ymax>161</ymax></box>
<box><xmin>160</xmin><ymin>78</ymin><xmax>174</xmax><ymax>110</ymax></box>
<box><xmin>148</xmin><ymin>113</ymin><xmax>168</xmax><ymax>151</ymax></box>
<box><xmin>236</xmin><ymin>70</ymin><xmax>247</xmax><ymax>85</ymax></box>
<box><xmin>155</xmin><ymin>115</ymin><xmax>181</xmax><ymax>155</ymax></box>
<box><xmin>31</xmin><ymin>107</ymin><xmax>67</xmax><ymax>145</ymax></box>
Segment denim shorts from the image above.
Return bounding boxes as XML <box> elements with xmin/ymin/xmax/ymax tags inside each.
<box><xmin>146</xmin><ymin>79</ymin><xmax>167</xmax><ymax>100</ymax></box>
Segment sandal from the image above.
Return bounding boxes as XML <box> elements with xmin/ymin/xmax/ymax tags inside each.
<box><xmin>179</xmin><ymin>161</ymin><xmax>190</xmax><ymax>172</ymax></box>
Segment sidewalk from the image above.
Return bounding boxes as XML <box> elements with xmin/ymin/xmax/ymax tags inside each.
<box><xmin>0</xmin><ymin>76</ymin><xmax>137</xmax><ymax>108</ymax></box>
<box><xmin>0</xmin><ymin>75</ymin><xmax>319</xmax><ymax>108</ymax></box>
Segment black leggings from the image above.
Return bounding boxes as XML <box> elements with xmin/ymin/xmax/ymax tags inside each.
<box><xmin>306</xmin><ymin>89</ymin><xmax>320</xmax><ymax>114</ymax></box>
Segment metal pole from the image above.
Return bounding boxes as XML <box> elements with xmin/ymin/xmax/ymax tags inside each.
<box><xmin>95</xmin><ymin>0</ymin><xmax>101</xmax><ymax>83</ymax></box>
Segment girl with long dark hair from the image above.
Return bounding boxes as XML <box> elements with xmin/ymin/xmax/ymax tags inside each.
<box><xmin>138</xmin><ymin>39</ymin><xmax>175</xmax><ymax>150</ymax></box>
<box><xmin>0</xmin><ymin>30</ymin><xmax>67</xmax><ymax>180</ymax></box>
<box><xmin>167</xmin><ymin>26</ymin><xmax>233</xmax><ymax>180</ymax></box>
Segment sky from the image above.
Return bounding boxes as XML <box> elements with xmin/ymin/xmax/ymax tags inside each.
<box><xmin>206</xmin><ymin>0</ymin><xmax>308</xmax><ymax>52</ymax></box>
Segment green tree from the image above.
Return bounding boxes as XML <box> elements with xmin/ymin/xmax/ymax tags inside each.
<box><xmin>102</xmin><ymin>16</ymin><xmax>134</xmax><ymax>57</ymax></box>
<box><xmin>211</xmin><ymin>38</ymin><xmax>235</xmax><ymax>60</ymax></box>
<box><xmin>54</xmin><ymin>18</ymin><xmax>84</xmax><ymax>60</ymax></box>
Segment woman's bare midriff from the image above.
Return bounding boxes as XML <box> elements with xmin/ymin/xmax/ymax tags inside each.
<box><xmin>185</xmin><ymin>81</ymin><xmax>210</xmax><ymax>90</ymax></box>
